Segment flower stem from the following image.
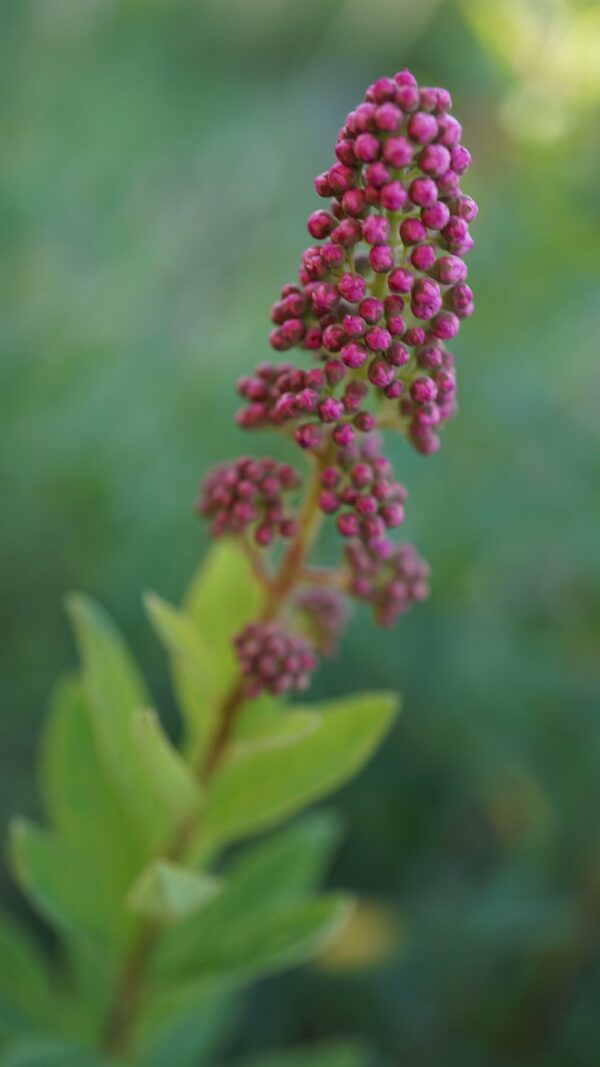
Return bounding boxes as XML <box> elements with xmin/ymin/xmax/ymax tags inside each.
<box><xmin>101</xmin><ymin>449</ymin><xmax>328</xmax><ymax>1058</ymax></box>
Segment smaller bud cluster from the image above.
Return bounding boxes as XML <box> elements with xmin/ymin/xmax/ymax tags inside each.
<box><xmin>345</xmin><ymin>540</ymin><xmax>430</xmax><ymax>627</ymax></box>
<box><xmin>234</xmin><ymin>621</ymin><xmax>318</xmax><ymax>697</ymax></box>
<box><xmin>295</xmin><ymin>587</ymin><xmax>350</xmax><ymax>657</ymax></box>
<box><xmin>319</xmin><ymin>434</ymin><xmax>408</xmax><ymax>547</ymax></box>
<box><xmin>197</xmin><ymin>457</ymin><xmax>300</xmax><ymax>546</ymax></box>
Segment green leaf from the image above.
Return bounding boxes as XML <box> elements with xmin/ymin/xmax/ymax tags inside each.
<box><xmin>65</xmin><ymin>594</ymin><xmax>170</xmax><ymax>852</ymax></box>
<box><xmin>203</xmin><ymin>693</ymin><xmax>399</xmax><ymax>846</ymax></box>
<box><xmin>0</xmin><ymin>913</ymin><xmax>52</xmax><ymax>1037</ymax></box>
<box><xmin>154</xmin><ymin>894</ymin><xmax>350</xmax><ymax>986</ymax></box>
<box><xmin>153</xmin><ymin>812</ymin><xmax>344</xmax><ymax>979</ymax></box>
<box><xmin>8</xmin><ymin>819</ymin><xmax>128</xmax><ymax>946</ymax></box>
<box><xmin>231</xmin><ymin>710</ymin><xmax>320</xmax><ymax>755</ymax></box>
<box><xmin>40</xmin><ymin>675</ymin><xmax>145</xmax><ymax>891</ymax></box>
<box><xmin>182</xmin><ymin>540</ymin><xmax>264</xmax><ymax>703</ymax></box>
<box><xmin>0</xmin><ymin>1038</ymin><xmax>108</xmax><ymax>1067</ymax></box>
<box><xmin>132</xmin><ymin>708</ymin><xmax>202</xmax><ymax>823</ymax></box>
<box><xmin>136</xmin><ymin>989</ymin><xmax>235</xmax><ymax>1067</ymax></box>
<box><xmin>127</xmin><ymin>860</ymin><xmax>221</xmax><ymax>924</ymax></box>
<box><xmin>233</xmin><ymin>1043</ymin><xmax>372</xmax><ymax>1067</ymax></box>
<box><xmin>144</xmin><ymin>593</ymin><xmax>214</xmax><ymax>756</ymax></box>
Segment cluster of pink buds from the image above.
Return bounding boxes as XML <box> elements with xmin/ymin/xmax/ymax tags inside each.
<box><xmin>295</xmin><ymin>588</ymin><xmax>350</xmax><ymax>657</ymax></box>
<box><xmin>263</xmin><ymin>67</ymin><xmax>476</xmax><ymax>456</ymax></box>
<box><xmin>234</xmin><ymin>621</ymin><xmax>317</xmax><ymax>697</ymax></box>
<box><xmin>345</xmin><ymin>540</ymin><xmax>430</xmax><ymax>627</ymax></box>
<box><xmin>197</xmin><ymin>457</ymin><xmax>300</xmax><ymax>546</ymax></box>
<box><xmin>319</xmin><ymin>433</ymin><xmax>407</xmax><ymax>545</ymax></box>
<box><xmin>198</xmin><ymin>70</ymin><xmax>476</xmax><ymax>697</ymax></box>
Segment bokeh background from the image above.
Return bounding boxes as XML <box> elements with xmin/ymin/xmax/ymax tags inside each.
<box><xmin>2</xmin><ymin>0</ymin><xmax>600</xmax><ymax>1063</ymax></box>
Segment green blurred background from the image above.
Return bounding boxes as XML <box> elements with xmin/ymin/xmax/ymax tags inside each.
<box><xmin>2</xmin><ymin>0</ymin><xmax>600</xmax><ymax>1063</ymax></box>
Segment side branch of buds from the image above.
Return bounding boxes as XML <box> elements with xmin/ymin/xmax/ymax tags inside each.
<box><xmin>198</xmin><ymin>69</ymin><xmax>476</xmax><ymax>698</ymax></box>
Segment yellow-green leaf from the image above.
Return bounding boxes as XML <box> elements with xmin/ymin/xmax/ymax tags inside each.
<box><xmin>132</xmin><ymin>709</ymin><xmax>202</xmax><ymax>823</ymax></box>
<box><xmin>203</xmin><ymin>693</ymin><xmax>399</xmax><ymax>847</ymax></box>
<box><xmin>65</xmin><ymin>594</ymin><xmax>170</xmax><ymax>852</ymax></box>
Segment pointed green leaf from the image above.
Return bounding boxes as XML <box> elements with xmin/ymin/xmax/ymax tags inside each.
<box><xmin>0</xmin><ymin>913</ymin><xmax>52</xmax><ymax>1037</ymax></box>
<box><xmin>153</xmin><ymin>812</ymin><xmax>344</xmax><ymax>977</ymax></box>
<box><xmin>65</xmin><ymin>594</ymin><xmax>170</xmax><ymax>851</ymax></box>
<box><xmin>0</xmin><ymin>1039</ymin><xmax>109</xmax><ymax>1067</ymax></box>
<box><xmin>203</xmin><ymin>693</ymin><xmax>399</xmax><ymax>846</ymax></box>
<box><xmin>144</xmin><ymin>593</ymin><xmax>214</xmax><ymax>754</ymax></box>
<box><xmin>40</xmin><ymin>675</ymin><xmax>144</xmax><ymax>889</ymax></box>
<box><xmin>127</xmin><ymin>860</ymin><xmax>221</xmax><ymax>924</ymax></box>
<box><xmin>137</xmin><ymin>989</ymin><xmax>234</xmax><ymax>1067</ymax></box>
<box><xmin>8</xmin><ymin>819</ymin><xmax>128</xmax><ymax>946</ymax></box>
<box><xmin>182</xmin><ymin>540</ymin><xmax>264</xmax><ymax>702</ymax></box>
<box><xmin>234</xmin><ymin>1043</ymin><xmax>371</xmax><ymax>1067</ymax></box>
<box><xmin>154</xmin><ymin>894</ymin><xmax>351</xmax><ymax>986</ymax></box>
<box><xmin>132</xmin><ymin>709</ymin><xmax>202</xmax><ymax>823</ymax></box>
<box><xmin>231</xmin><ymin>710</ymin><xmax>319</xmax><ymax>756</ymax></box>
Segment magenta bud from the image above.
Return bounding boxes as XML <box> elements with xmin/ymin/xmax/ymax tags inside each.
<box><xmin>387</xmin><ymin>342</ymin><xmax>409</xmax><ymax>367</ymax></box>
<box><xmin>355</xmin><ymin>132</ymin><xmax>381</xmax><ymax>162</ymax></box>
<box><xmin>350</xmin><ymin>463</ymin><xmax>373</xmax><ymax>489</ymax></box>
<box><xmin>418</xmin><ymin>143</ymin><xmax>451</xmax><ymax>177</ymax></box>
<box><xmin>409</xmin><ymin>177</ymin><xmax>438</xmax><ymax>207</ymax></box>
<box><xmin>318</xmin><ymin>397</ymin><xmax>344</xmax><ymax>423</ymax></box>
<box><xmin>403</xmin><ymin>327</ymin><xmax>426</xmax><ymax>346</ymax></box>
<box><xmin>321</xmin><ymin>243</ymin><xmax>345</xmax><ymax>269</ymax></box>
<box><xmin>366</xmin><ymin>326</ymin><xmax>392</xmax><ymax>352</ymax></box>
<box><xmin>388</xmin><ymin>267</ymin><xmax>414</xmax><ymax>293</ymax></box>
<box><xmin>368</xmin><ymin>359</ymin><xmax>395</xmax><ymax>388</ymax></box>
<box><xmin>381</xmin><ymin>503</ymin><xmax>405</xmax><ymax>527</ymax></box>
<box><xmin>400</xmin><ymin>218</ymin><xmax>427</xmax><ymax>245</ymax></box>
<box><xmin>314</xmin><ymin>172</ymin><xmax>332</xmax><ymax>197</ymax></box>
<box><xmin>395</xmin><ymin>84</ymin><xmax>419</xmax><ymax>112</ymax></box>
<box><xmin>307</xmin><ymin>210</ymin><xmax>335</xmax><ymax>239</ymax></box>
<box><xmin>324</xmin><ymin>358</ymin><xmax>346</xmax><ymax>385</ymax></box>
<box><xmin>322</xmin><ymin>324</ymin><xmax>345</xmax><ymax>352</ymax></box>
<box><xmin>410</xmin><ymin>377</ymin><xmax>437</xmax><ymax>404</ymax></box>
<box><xmin>295</xmin><ymin>423</ymin><xmax>322</xmax><ymax>450</ymax></box>
<box><xmin>452</xmin><ymin>194</ymin><xmax>478</xmax><ymax>221</ymax></box>
<box><xmin>451</xmin><ymin>145</ymin><xmax>472</xmax><ymax>174</ymax></box>
<box><xmin>342</xmin><ymin>187</ymin><xmax>367</xmax><ymax>217</ymax></box>
<box><xmin>332</xmin><ymin>219</ymin><xmax>362</xmax><ymax>247</ymax></box>
<box><xmin>341</xmin><ymin>342</ymin><xmax>368</xmax><ymax>369</ymax></box>
<box><xmin>431</xmin><ymin>311</ymin><xmax>460</xmax><ymax>339</ymax></box>
<box><xmin>380</xmin><ymin>181</ymin><xmax>408</xmax><ymax>212</ymax></box>
<box><xmin>319</xmin><ymin>490</ymin><xmax>340</xmax><ymax>514</ymax></box>
<box><xmin>385</xmin><ymin>380</ymin><xmax>404</xmax><ymax>399</ymax></box>
<box><xmin>354</xmin><ymin>411</ymin><xmax>376</xmax><ymax>432</ymax></box>
<box><xmin>375</xmin><ymin>103</ymin><xmax>402</xmax><ymax>131</ymax></box>
<box><xmin>407</xmin><ymin>111</ymin><xmax>438</xmax><ymax>144</ymax></box>
<box><xmin>383</xmin><ymin>136</ymin><xmax>413</xmax><ymax>168</ymax></box>
<box><xmin>366</xmin><ymin>161</ymin><xmax>390</xmax><ymax>188</ymax></box>
<box><xmin>434</xmin><ymin>254</ymin><xmax>468</xmax><ymax>284</ymax></box>
<box><xmin>354</xmin><ymin>102</ymin><xmax>377</xmax><ymax>131</ymax></box>
<box><xmin>417</xmin><ymin>345</ymin><xmax>443</xmax><ymax>370</ymax></box>
<box><xmin>387</xmin><ymin>315</ymin><xmax>406</xmax><ymax>336</ymax></box>
<box><xmin>333</xmin><ymin>423</ymin><xmax>356</xmax><ymax>447</ymax></box>
<box><xmin>335</xmin><ymin>138</ymin><xmax>356</xmax><ymax>165</ymax></box>
<box><xmin>337</xmin><ymin>513</ymin><xmax>360</xmax><ymax>538</ymax></box>
<box><xmin>410</xmin><ymin>244</ymin><xmax>437</xmax><ymax>271</ymax></box>
<box><xmin>362</xmin><ymin>215</ymin><xmax>390</xmax><ymax>245</ymax></box>
<box><xmin>369</xmin><ymin>244</ymin><xmax>395</xmax><ymax>273</ymax></box>
<box><xmin>338</xmin><ymin>272</ymin><xmax>366</xmax><ymax>302</ymax></box>
<box><xmin>359</xmin><ymin>297</ymin><xmax>385</xmax><ymax>323</ymax></box>
<box><xmin>421</xmin><ymin>201</ymin><xmax>450</xmax><ymax>231</ymax></box>
<box><xmin>342</xmin><ymin>314</ymin><xmax>367</xmax><ymax>338</ymax></box>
